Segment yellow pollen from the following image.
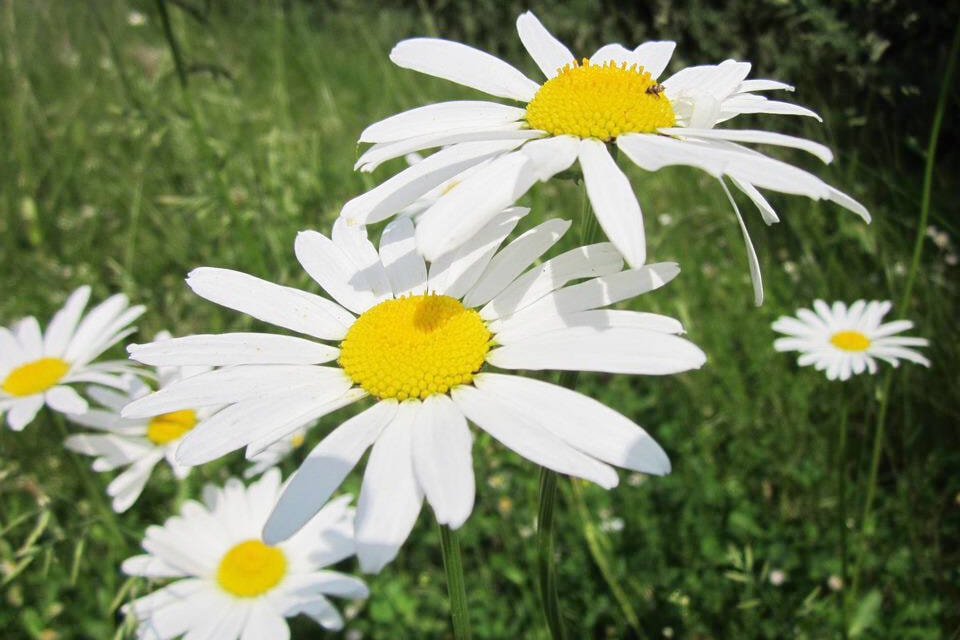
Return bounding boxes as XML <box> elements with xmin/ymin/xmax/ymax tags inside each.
<box><xmin>339</xmin><ymin>294</ymin><xmax>491</xmax><ymax>401</ymax></box>
<box><xmin>146</xmin><ymin>409</ymin><xmax>197</xmax><ymax>445</ymax></box>
<box><xmin>2</xmin><ymin>357</ymin><xmax>70</xmax><ymax>397</ymax></box>
<box><xmin>830</xmin><ymin>330</ymin><xmax>871</xmax><ymax>352</ymax></box>
<box><xmin>525</xmin><ymin>59</ymin><xmax>676</xmax><ymax>141</ymax></box>
<box><xmin>216</xmin><ymin>539</ymin><xmax>287</xmax><ymax>598</ymax></box>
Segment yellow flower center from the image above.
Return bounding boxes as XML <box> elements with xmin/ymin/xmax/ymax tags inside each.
<box><xmin>216</xmin><ymin>539</ymin><xmax>287</xmax><ymax>598</ymax></box>
<box><xmin>830</xmin><ymin>330</ymin><xmax>871</xmax><ymax>352</ymax></box>
<box><xmin>339</xmin><ymin>294</ymin><xmax>491</xmax><ymax>401</ymax></box>
<box><xmin>525</xmin><ymin>59</ymin><xmax>676</xmax><ymax>141</ymax></box>
<box><xmin>2</xmin><ymin>357</ymin><xmax>70</xmax><ymax>397</ymax></box>
<box><xmin>146</xmin><ymin>409</ymin><xmax>198</xmax><ymax>445</ymax></box>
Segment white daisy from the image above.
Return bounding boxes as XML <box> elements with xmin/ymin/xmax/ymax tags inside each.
<box><xmin>64</xmin><ymin>335</ymin><xmax>214</xmax><ymax>512</ymax></box>
<box><xmin>0</xmin><ymin>286</ymin><xmax>145</xmax><ymax>431</ymax></box>
<box><xmin>341</xmin><ymin>10</ymin><xmax>870</xmax><ymax>304</ymax></box>
<box><xmin>122</xmin><ymin>468</ymin><xmax>367</xmax><ymax>639</ymax></box>
<box><xmin>772</xmin><ymin>300</ymin><xmax>930</xmax><ymax>381</ymax></box>
<box><xmin>245</xmin><ymin>429</ymin><xmax>307</xmax><ymax>479</ymax></box>
<box><xmin>123</xmin><ymin>213</ymin><xmax>706</xmax><ymax>572</ymax></box>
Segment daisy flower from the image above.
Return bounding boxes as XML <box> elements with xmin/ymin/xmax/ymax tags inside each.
<box><xmin>64</xmin><ymin>335</ymin><xmax>214</xmax><ymax>512</ymax></box>
<box><xmin>0</xmin><ymin>286</ymin><xmax>145</xmax><ymax>431</ymax></box>
<box><xmin>341</xmin><ymin>10</ymin><xmax>869</xmax><ymax>303</ymax></box>
<box><xmin>122</xmin><ymin>468</ymin><xmax>367</xmax><ymax>639</ymax></box>
<box><xmin>124</xmin><ymin>213</ymin><xmax>706</xmax><ymax>572</ymax></box>
<box><xmin>772</xmin><ymin>300</ymin><xmax>930</xmax><ymax>381</ymax></box>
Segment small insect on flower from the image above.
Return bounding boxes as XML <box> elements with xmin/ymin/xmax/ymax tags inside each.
<box><xmin>772</xmin><ymin>299</ymin><xmax>930</xmax><ymax>381</ymax></box>
<box><xmin>645</xmin><ymin>83</ymin><xmax>665</xmax><ymax>97</ymax></box>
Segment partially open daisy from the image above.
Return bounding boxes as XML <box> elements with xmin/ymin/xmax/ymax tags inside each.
<box><xmin>772</xmin><ymin>300</ymin><xmax>930</xmax><ymax>381</ymax></box>
<box><xmin>122</xmin><ymin>469</ymin><xmax>366</xmax><ymax>638</ymax></box>
<box><xmin>64</xmin><ymin>337</ymin><xmax>214</xmax><ymax>512</ymax></box>
<box><xmin>341</xmin><ymin>10</ymin><xmax>869</xmax><ymax>303</ymax></box>
<box><xmin>124</xmin><ymin>213</ymin><xmax>705</xmax><ymax>572</ymax></box>
<box><xmin>0</xmin><ymin>286</ymin><xmax>145</xmax><ymax>431</ymax></box>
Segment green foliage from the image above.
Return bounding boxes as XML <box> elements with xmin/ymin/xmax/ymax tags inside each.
<box><xmin>0</xmin><ymin>1</ymin><xmax>956</xmax><ymax>639</ymax></box>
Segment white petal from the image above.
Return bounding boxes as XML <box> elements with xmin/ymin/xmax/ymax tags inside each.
<box><xmin>295</xmin><ymin>230</ymin><xmax>382</xmax><ymax>314</ymax></box>
<box><xmin>390</xmin><ymin>38</ymin><xmax>540</xmax><ymax>102</ymax></box>
<box><xmin>120</xmin><ymin>554</ymin><xmax>186</xmax><ymax>578</ymax></box>
<box><xmin>720</xmin><ymin>94</ymin><xmax>822</xmax><ymax>120</ymax></box>
<box><xmin>331</xmin><ymin>218</ymin><xmax>393</xmax><ymax>300</ymax></box>
<box><xmin>730</xmin><ymin>175</ymin><xmax>780</xmax><ymax>224</ymax></box>
<box><xmin>7</xmin><ymin>395</ymin><xmax>44</xmax><ymax>431</ymax></box>
<box><xmin>129</xmin><ymin>333</ymin><xmax>338</xmax><ymax>366</ymax></box>
<box><xmin>517</xmin><ymin>134</ymin><xmax>580</xmax><ymax>181</ymax></box>
<box><xmin>45</xmin><ymin>385</ymin><xmax>88</xmax><ymax>415</ymax></box>
<box><xmin>452</xmin><ymin>384</ymin><xmax>618</xmax><ymax>488</ymax></box>
<box><xmin>186</xmin><ymin>268</ymin><xmax>353</xmax><ymax>341</ymax></box>
<box><xmin>62</xmin><ymin>294</ymin><xmax>132</xmax><ymax>362</ymax></box>
<box><xmin>355</xmin><ymin>401</ymin><xmax>424</xmax><ymax>573</ymax></box>
<box><xmin>379</xmin><ymin>217</ymin><xmax>428</xmax><ymax>296</ymax></box>
<box><xmin>240</xmin><ymin>601</ymin><xmax>289</xmax><ymax>640</ymax></box>
<box><xmin>474</xmin><ymin>373</ymin><xmax>670</xmax><ymax>474</ymax></box>
<box><xmin>719</xmin><ymin>178</ymin><xmax>764</xmax><ymax>305</ymax></box>
<box><xmin>462</xmin><ymin>218</ymin><xmax>570</xmax><ymax>308</ymax></box>
<box><xmin>661</xmin><ymin>127</ymin><xmax>833</xmax><ymax>163</ymax></box>
<box><xmin>263</xmin><ymin>401</ymin><xmax>397</xmax><ymax>544</ymax></box>
<box><xmin>516</xmin><ymin>11</ymin><xmax>575</xmax><ymax>78</ymax></box>
<box><xmin>107</xmin><ymin>455</ymin><xmax>159</xmax><ymax>512</ymax></box>
<box><xmin>494</xmin><ymin>308</ymin><xmax>685</xmax><ymax>344</ymax></box>
<box><xmin>737</xmin><ymin>79</ymin><xmax>794</xmax><ymax>93</ymax></box>
<box><xmin>360</xmin><ymin>101</ymin><xmax>527</xmax><ymax>144</ymax></box>
<box><xmin>590</xmin><ymin>43</ymin><xmax>637</xmax><ymax>66</ymax></box>
<box><xmin>662</xmin><ymin>59</ymin><xmax>752</xmax><ymax>101</ymax></box>
<box><xmin>412</xmin><ymin>394</ymin><xmax>474</xmax><ymax>528</ymax></box>
<box><xmin>416</xmin><ymin>151</ymin><xmax>539</xmax><ymax>262</ymax></box>
<box><xmin>289</xmin><ymin>571</ymin><xmax>370</xmax><ymax>599</ymax></box>
<box><xmin>480</xmin><ymin>243</ymin><xmax>623</xmax><ymax>321</ymax></box>
<box><xmin>580</xmin><ymin>139</ymin><xmax>646</xmax><ymax>267</ymax></box>
<box><xmin>43</xmin><ymin>286</ymin><xmax>91</xmax><ymax>356</ymax></box>
<box><xmin>632</xmin><ymin>41</ymin><xmax>676</xmax><ymax>78</ymax></box>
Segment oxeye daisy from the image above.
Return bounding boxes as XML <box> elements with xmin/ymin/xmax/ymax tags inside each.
<box><xmin>341</xmin><ymin>10</ymin><xmax>869</xmax><ymax>303</ymax></box>
<box><xmin>0</xmin><ymin>286</ymin><xmax>145</xmax><ymax>431</ymax></box>
<box><xmin>772</xmin><ymin>300</ymin><xmax>930</xmax><ymax>381</ymax></box>
<box><xmin>123</xmin><ymin>212</ymin><xmax>706</xmax><ymax>572</ymax></box>
<box><xmin>63</xmin><ymin>336</ymin><xmax>214</xmax><ymax>512</ymax></box>
<box><xmin>122</xmin><ymin>469</ymin><xmax>367</xmax><ymax>639</ymax></box>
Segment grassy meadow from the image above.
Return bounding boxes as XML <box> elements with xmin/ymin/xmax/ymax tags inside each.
<box><xmin>1</xmin><ymin>1</ymin><xmax>957</xmax><ymax>638</ymax></box>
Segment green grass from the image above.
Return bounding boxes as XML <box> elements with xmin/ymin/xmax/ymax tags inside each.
<box><xmin>1</xmin><ymin>2</ymin><xmax>957</xmax><ymax>638</ymax></box>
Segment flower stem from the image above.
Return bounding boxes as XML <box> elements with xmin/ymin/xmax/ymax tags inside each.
<box><xmin>537</xmin><ymin>467</ymin><xmax>567</xmax><ymax>640</ymax></box>
<box><xmin>438</xmin><ymin>523</ymin><xmax>471</xmax><ymax>640</ymax></box>
<box><xmin>836</xmin><ymin>402</ymin><xmax>849</xmax><ymax>638</ymax></box>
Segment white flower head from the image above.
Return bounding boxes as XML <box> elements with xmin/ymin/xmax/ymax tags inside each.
<box><xmin>64</xmin><ymin>333</ymin><xmax>214</xmax><ymax>512</ymax></box>
<box><xmin>0</xmin><ymin>286</ymin><xmax>145</xmax><ymax>431</ymax></box>
<box><xmin>123</xmin><ymin>469</ymin><xmax>367</xmax><ymax>639</ymax></box>
<box><xmin>124</xmin><ymin>214</ymin><xmax>706</xmax><ymax>572</ymax></box>
<box><xmin>772</xmin><ymin>300</ymin><xmax>930</xmax><ymax>381</ymax></box>
<box><xmin>341</xmin><ymin>10</ymin><xmax>870</xmax><ymax>305</ymax></box>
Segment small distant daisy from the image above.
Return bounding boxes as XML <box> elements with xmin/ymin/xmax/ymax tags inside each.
<box><xmin>772</xmin><ymin>300</ymin><xmax>930</xmax><ymax>381</ymax></box>
<box><xmin>124</xmin><ymin>213</ymin><xmax>705</xmax><ymax>572</ymax></box>
<box><xmin>245</xmin><ymin>429</ymin><xmax>307</xmax><ymax>479</ymax></box>
<box><xmin>0</xmin><ymin>286</ymin><xmax>145</xmax><ymax>431</ymax></box>
<box><xmin>64</xmin><ymin>334</ymin><xmax>214</xmax><ymax>512</ymax></box>
<box><xmin>342</xmin><ymin>10</ymin><xmax>869</xmax><ymax>303</ymax></box>
<box><xmin>123</xmin><ymin>469</ymin><xmax>366</xmax><ymax>639</ymax></box>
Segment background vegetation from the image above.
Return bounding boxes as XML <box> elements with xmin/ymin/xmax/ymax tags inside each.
<box><xmin>1</xmin><ymin>1</ymin><xmax>957</xmax><ymax>638</ymax></box>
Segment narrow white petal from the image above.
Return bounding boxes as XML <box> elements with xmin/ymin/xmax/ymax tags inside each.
<box><xmin>737</xmin><ymin>79</ymin><xmax>794</xmax><ymax>93</ymax></box>
<box><xmin>632</xmin><ymin>41</ymin><xmax>676</xmax><ymax>78</ymax></box>
<box><xmin>494</xmin><ymin>308</ymin><xmax>684</xmax><ymax>344</ymax></box>
<box><xmin>452</xmin><ymin>384</ymin><xmax>618</xmax><ymax>488</ymax></box>
<box><xmin>719</xmin><ymin>178</ymin><xmax>764</xmax><ymax>305</ymax></box>
<box><xmin>360</xmin><ymin>101</ymin><xmax>527</xmax><ymax>144</ymax></box>
<box><xmin>662</xmin><ymin>60</ymin><xmax>752</xmax><ymax>101</ymax></box>
<box><xmin>43</xmin><ymin>286</ymin><xmax>91</xmax><ymax>356</ymax></box>
<box><xmin>516</xmin><ymin>11</ymin><xmax>575</xmax><ymax>78</ymax></box>
<box><xmin>390</xmin><ymin>38</ymin><xmax>540</xmax><ymax>102</ymax></box>
<box><xmin>379</xmin><ymin>217</ymin><xmax>428</xmax><ymax>296</ymax></box>
<box><xmin>474</xmin><ymin>374</ymin><xmax>670</xmax><ymax>474</ymax></box>
<box><xmin>240</xmin><ymin>601</ymin><xmax>289</xmax><ymax>640</ymax></box>
<box><xmin>730</xmin><ymin>175</ymin><xmax>780</xmax><ymax>224</ymax></box>
<box><xmin>355</xmin><ymin>402</ymin><xmax>424</xmax><ymax>573</ymax></box>
<box><xmin>720</xmin><ymin>94</ymin><xmax>822</xmax><ymax>120</ymax></box>
<box><xmin>518</xmin><ymin>134</ymin><xmax>580</xmax><ymax>181</ymax></box>
<box><xmin>412</xmin><ymin>394</ymin><xmax>475</xmax><ymax>528</ymax></box>
<box><xmin>661</xmin><ymin>127</ymin><xmax>833</xmax><ymax>163</ymax></box>
<box><xmin>357</xmin><ymin>126</ymin><xmax>540</xmax><ymax>172</ymax></box>
<box><xmin>331</xmin><ymin>218</ymin><xmax>393</xmax><ymax>300</ymax></box>
<box><xmin>14</xmin><ymin>317</ymin><xmax>43</xmax><ymax>359</ymax></box>
<box><xmin>186</xmin><ymin>268</ymin><xmax>353</xmax><ymax>341</ymax></box>
<box><xmin>291</xmin><ymin>571</ymin><xmax>370</xmax><ymax>599</ymax></box>
<box><xmin>295</xmin><ymin>230</ymin><xmax>382</xmax><ymax>314</ymax></box>
<box><xmin>120</xmin><ymin>554</ymin><xmax>186</xmax><ymax>578</ymax></box>
<box><xmin>7</xmin><ymin>395</ymin><xmax>44</xmax><ymax>431</ymax></box>
<box><xmin>45</xmin><ymin>386</ymin><xmax>88</xmax><ymax>415</ymax></box>
<box><xmin>128</xmin><ymin>333</ymin><xmax>338</xmax><ymax>366</ymax></box>
<box><xmin>107</xmin><ymin>455</ymin><xmax>159</xmax><ymax>512</ymax></box>
<box><xmin>62</xmin><ymin>294</ymin><xmax>131</xmax><ymax>362</ymax></box>
<box><xmin>590</xmin><ymin>43</ymin><xmax>637</xmax><ymax>66</ymax></box>
<box><xmin>580</xmin><ymin>139</ymin><xmax>646</xmax><ymax>267</ymax></box>
<box><xmin>263</xmin><ymin>401</ymin><xmax>397</xmax><ymax>544</ymax></box>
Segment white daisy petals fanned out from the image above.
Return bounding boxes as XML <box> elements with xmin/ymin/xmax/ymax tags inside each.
<box><xmin>0</xmin><ymin>286</ymin><xmax>144</xmax><ymax>431</ymax></box>
<box><xmin>123</xmin><ymin>470</ymin><xmax>367</xmax><ymax>640</ymax></box>
<box><xmin>772</xmin><ymin>299</ymin><xmax>930</xmax><ymax>381</ymax></box>
<box><xmin>344</xmin><ymin>10</ymin><xmax>869</xmax><ymax>303</ymax></box>
<box><xmin>133</xmin><ymin>215</ymin><xmax>705</xmax><ymax>573</ymax></box>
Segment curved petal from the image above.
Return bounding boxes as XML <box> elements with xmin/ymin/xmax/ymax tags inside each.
<box><xmin>295</xmin><ymin>230</ymin><xmax>383</xmax><ymax>314</ymax></box>
<box><xmin>331</xmin><ymin>218</ymin><xmax>393</xmax><ymax>301</ymax></box>
<box><xmin>379</xmin><ymin>217</ymin><xmax>428</xmax><ymax>296</ymax></box>
<box><xmin>129</xmin><ymin>333</ymin><xmax>338</xmax><ymax>366</ymax></box>
<box><xmin>516</xmin><ymin>11</ymin><xmax>575</xmax><ymax>79</ymax></box>
<box><xmin>360</xmin><ymin>101</ymin><xmax>527</xmax><ymax>144</ymax></box>
<box><xmin>45</xmin><ymin>385</ymin><xmax>88</xmax><ymax>415</ymax></box>
<box><xmin>43</xmin><ymin>286</ymin><xmax>91</xmax><ymax>356</ymax></box>
<box><xmin>661</xmin><ymin>127</ymin><xmax>833</xmax><ymax>163</ymax></box>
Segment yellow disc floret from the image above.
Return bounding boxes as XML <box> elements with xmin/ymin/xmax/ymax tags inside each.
<box><xmin>216</xmin><ymin>539</ymin><xmax>287</xmax><ymax>598</ymax></box>
<box><xmin>2</xmin><ymin>357</ymin><xmax>70</xmax><ymax>397</ymax></box>
<box><xmin>146</xmin><ymin>409</ymin><xmax>198</xmax><ymax>445</ymax></box>
<box><xmin>339</xmin><ymin>294</ymin><xmax>491</xmax><ymax>401</ymax></box>
<box><xmin>830</xmin><ymin>330</ymin><xmax>871</xmax><ymax>352</ymax></box>
<box><xmin>525</xmin><ymin>59</ymin><xmax>676</xmax><ymax>141</ymax></box>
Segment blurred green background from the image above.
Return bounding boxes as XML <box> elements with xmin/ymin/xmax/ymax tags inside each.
<box><xmin>1</xmin><ymin>1</ymin><xmax>957</xmax><ymax>638</ymax></box>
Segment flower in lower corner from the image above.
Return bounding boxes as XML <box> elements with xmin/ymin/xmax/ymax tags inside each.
<box><xmin>341</xmin><ymin>10</ymin><xmax>869</xmax><ymax>304</ymax></box>
<box><xmin>122</xmin><ymin>469</ymin><xmax>367</xmax><ymax>639</ymax></box>
<box><xmin>0</xmin><ymin>286</ymin><xmax>145</xmax><ymax>431</ymax></box>
<box><xmin>123</xmin><ymin>213</ymin><xmax>705</xmax><ymax>572</ymax></box>
<box><xmin>772</xmin><ymin>300</ymin><xmax>930</xmax><ymax>381</ymax></box>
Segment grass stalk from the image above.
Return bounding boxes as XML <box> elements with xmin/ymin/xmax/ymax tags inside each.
<box><xmin>438</xmin><ymin>523</ymin><xmax>472</xmax><ymax>640</ymax></box>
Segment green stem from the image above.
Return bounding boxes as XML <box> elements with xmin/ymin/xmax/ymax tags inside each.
<box><xmin>537</xmin><ymin>467</ymin><xmax>567</xmax><ymax>640</ymax></box>
<box><xmin>438</xmin><ymin>523</ymin><xmax>471</xmax><ymax>639</ymax></box>
<box><xmin>155</xmin><ymin>0</ymin><xmax>189</xmax><ymax>90</ymax></box>
<box><xmin>836</xmin><ymin>402</ymin><xmax>849</xmax><ymax>638</ymax></box>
